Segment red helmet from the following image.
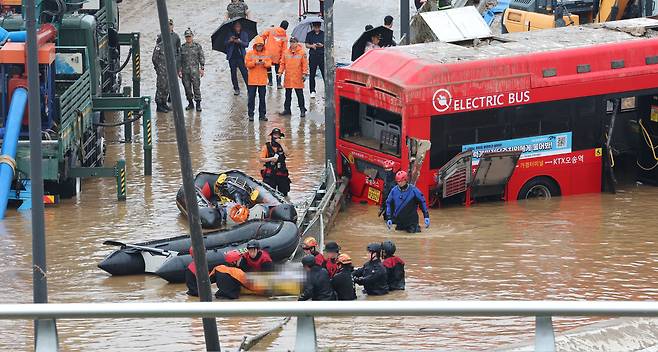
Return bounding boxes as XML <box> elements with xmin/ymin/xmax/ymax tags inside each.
<box><xmin>395</xmin><ymin>170</ymin><xmax>408</xmax><ymax>183</ymax></box>
<box><xmin>224</xmin><ymin>250</ymin><xmax>241</xmax><ymax>264</ymax></box>
<box><xmin>383</xmin><ymin>160</ymin><xmax>395</xmax><ymax>170</ymax></box>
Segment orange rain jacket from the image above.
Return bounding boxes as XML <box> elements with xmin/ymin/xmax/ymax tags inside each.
<box><xmin>245</xmin><ymin>36</ymin><xmax>272</xmax><ymax>86</ymax></box>
<box><xmin>278</xmin><ymin>45</ymin><xmax>309</xmax><ymax>89</ymax></box>
<box><xmin>261</xmin><ymin>27</ymin><xmax>288</xmax><ymax>64</ymax></box>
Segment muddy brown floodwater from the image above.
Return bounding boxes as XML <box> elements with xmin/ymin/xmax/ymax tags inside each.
<box><xmin>2</xmin><ymin>0</ymin><xmax>658</xmax><ymax>351</ymax></box>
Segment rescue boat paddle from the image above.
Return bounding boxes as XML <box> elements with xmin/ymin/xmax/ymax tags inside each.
<box><xmin>102</xmin><ymin>240</ymin><xmax>177</xmax><ymax>256</ymax></box>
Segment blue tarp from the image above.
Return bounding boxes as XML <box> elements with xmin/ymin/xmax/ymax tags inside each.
<box><xmin>482</xmin><ymin>0</ymin><xmax>511</xmax><ymax>25</ymax></box>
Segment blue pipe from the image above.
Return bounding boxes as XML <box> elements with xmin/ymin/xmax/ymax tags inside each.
<box><xmin>0</xmin><ymin>27</ymin><xmax>26</xmax><ymax>43</ymax></box>
<box><xmin>0</xmin><ymin>88</ymin><xmax>28</xmax><ymax>219</ymax></box>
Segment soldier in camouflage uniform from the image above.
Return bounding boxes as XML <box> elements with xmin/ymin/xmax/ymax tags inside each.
<box><xmin>168</xmin><ymin>18</ymin><xmax>182</xmax><ymax>103</ymax></box>
<box><xmin>226</xmin><ymin>0</ymin><xmax>249</xmax><ymax>20</ymax></box>
<box><xmin>152</xmin><ymin>35</ymin><xmax>170</xmax><ymax>113</ymax></box>
<box><xmin>179</xmin><ymin>28</ymin><xmax>205</xmax><ymax>112</ymax></box>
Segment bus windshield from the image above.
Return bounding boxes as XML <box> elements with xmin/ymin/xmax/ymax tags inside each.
<box><xmin>339</xmin><ymin>97</ymin><xmax>401</xmax><ymax>156</ymax></box>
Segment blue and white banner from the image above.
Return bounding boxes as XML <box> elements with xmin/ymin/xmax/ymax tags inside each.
<box><xmin>462</xmin><ymin>132</ymin><xmax>572</xmax><ymax>164</ymax></box>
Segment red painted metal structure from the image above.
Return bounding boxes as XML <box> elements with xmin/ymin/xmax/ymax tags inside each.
<box><xmin>335</xmin><ymin>19</ymin><xmax>658</xmax><ymax>206</ymax></box>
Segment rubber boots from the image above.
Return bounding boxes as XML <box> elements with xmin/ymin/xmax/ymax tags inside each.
<box><xmin>195</xmin><ymin>100</ymin><xmax>202</xmax><ymax>112</ymax></box>
<box><xmin>185</xmin><ymin>99</ymin><xmax>194</xmax><ymax>111</ymax></box>
<box><xmin>156</xmin><ymin>103</ymin><xmax>169</xmax><ymax>113</ymax></box>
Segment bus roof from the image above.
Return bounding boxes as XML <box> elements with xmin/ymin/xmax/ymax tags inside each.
<box><xmin>343</xmin><ymin>18</ymin><xmax>658</xmax><ymax>90</ymax></box>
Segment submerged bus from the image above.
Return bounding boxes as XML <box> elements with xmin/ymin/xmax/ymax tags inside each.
<box><xmin>335</xmin><ymin>18</ymin><xmax>658</xmax><ymax>206</ymax></box>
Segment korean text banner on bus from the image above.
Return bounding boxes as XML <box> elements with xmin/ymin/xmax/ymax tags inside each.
<box><xmin>462</xmin><ymin>132</ymin><xmax>572</xmax><ymax>164</ymax></box>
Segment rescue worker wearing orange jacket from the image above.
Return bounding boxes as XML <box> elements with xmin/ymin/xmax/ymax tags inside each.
<box><xmin>262</xmin><ymin>21</ymin><xmax>289</xmax><ymax>89</ymax></box>
<box><xmin>211</xmin><ymin>250</ymin><xmax>245</xmax><ymax>299</ymax></box>
<box><xmin>240</xmin><ymin>239</ymin><xmax>274</xmax><ymax>272</ymax></box>
<box><xmin>245</xmin><ymin>36</ymin><xmax>272</xmax><ymax>121</ymax></box>
<box><xmin>277</xmin><ymin>36</ymin><xmax>308</xmax><ymax>117</ymax></box>
<box><xmin>259</xmin><ymin>128</ymin><xmax>291</xmax><ymax>196</ymax></box>
<box><xmin>302</xmin><ymin>236</ymin><xmax>325</xmax><ymax>266</ymax></box>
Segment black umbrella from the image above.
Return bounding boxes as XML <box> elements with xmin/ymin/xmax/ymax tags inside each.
<box><xmin>351</xmin><ymin>26</ymin><xmax>394</xmax><ymax>61</ymax></box>
<box><xmin>211</xmin><ymin>17</ymin><xmax>258</xmax><ymax>53</ymax></box>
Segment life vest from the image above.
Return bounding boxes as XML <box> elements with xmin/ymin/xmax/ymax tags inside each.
<box><xmin>262</xmin><ymin>142</ymin><xmax>289</xmax><ymax>178</ymax></box>
<box><xmin>241</xmin><ymin>250</ymin><xmax>273</xmax><ymax>271</ymax></box>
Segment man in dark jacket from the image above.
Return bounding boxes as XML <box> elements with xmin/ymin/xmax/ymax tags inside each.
<box><xmin>378</xmin><ymin>160</ymin><xmax>397</xmax><ymax>220</ymax></box>
<box><xmin>298</xmin><ymin>255</ymin><xmax>336</xmax><ymax>301</ymax></box>
<box><xmin>385</xmin><ymin>170</ymin><xmax>430</xmax><ymax>233</ymax></box>
<box><xmin>185</xmin><ymin>246</ymin><xmax>199</xmax><ymax>296</ymax></box>
<box><xmin>352</xmin><ymin>243</ymin><xmax>389</xmax><ymax>295</ymax></box>
<box><xmin>225</xmin><ymin>21</ymin><xmax>250</xmax><ymax>95</ymax></box>
<box><xmin>381</xmin><ymin>240</ymin><xmax>405</xmax><ymax>290</ymax></box>
<box><xmin>331</xmin><ymin>253</ymin><xmax>357</xmax><ymax>300</ymax></box>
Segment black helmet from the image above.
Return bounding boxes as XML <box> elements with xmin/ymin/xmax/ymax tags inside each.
<box><xmin>246</xmin><ymin>239</ymin><xmax>260</xmax><ymax>249</ymax></box>
<box><xmin>324</xmin><ymin>241</ymin><xmax>340</xmax><ymax>253</ymax></box>
<box><xmin>381</xmin><ymin>240</ymin><xmax>396</xmax><ymax>256</ymax></box>
<box><xmin>301</xmin><ymin>254</ymin><xmax>316</xmax><ymax>267</ymax></box>
<box><xmin>367</xmin><ymin>242</ymin><xmax>382</xmax><ymax>253</ymax></box>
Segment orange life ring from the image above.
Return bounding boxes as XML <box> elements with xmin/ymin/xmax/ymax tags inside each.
<box><xmin>229</xmin><ymin>204</ymin><xmax>250</xmax><ymax>223</ymax></box>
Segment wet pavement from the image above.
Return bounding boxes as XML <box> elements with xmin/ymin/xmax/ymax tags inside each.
<box><xmin>2</xmin><ymin>0</ymin><xmax>658</xmax><ymax>350</ymax></box>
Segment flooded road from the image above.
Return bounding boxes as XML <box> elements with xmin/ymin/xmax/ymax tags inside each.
<box><xmin>2</xmin><ymin>0</ymin><xmax>658</xmax><ymax>350</ymax></box>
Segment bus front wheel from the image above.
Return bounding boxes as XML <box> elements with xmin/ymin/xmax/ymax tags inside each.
<box><xmin>517</xmin><ymin>177</ymin><xmax>560</xmax><ymax>200</ymax></box>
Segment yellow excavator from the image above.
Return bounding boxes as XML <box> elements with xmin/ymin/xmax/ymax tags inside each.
<box><xmin>501</xmin><ymin>0</ymin><xmax>649</xmax><ymax>33</ymax></box>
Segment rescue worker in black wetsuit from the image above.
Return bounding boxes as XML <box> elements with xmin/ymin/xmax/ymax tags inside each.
<box><xmin>298</xmin><ymin>255</ymin><xmax>336</xmax><ymax>301</ymax></box>
<box><xmin>378</xmin><ymin>159</ymin><xmax>397</xmax><ymax>220</ymax></box>
<box><xmin>259</xmin><ymin>128</ymin><xmax>291</xmax><ymax>196</ymax></box>
<box><xmin>211</xmin><ymin>250</ymin><xmax>245</xmax><ymax>299</ymax></box>
<box><xmin>381</xmin><ymin>240</ymin><xmax>405</xmax><ymax>290</ymax></box>
<box><xmin>385</xmin><ymin>170</ymin><xmax>430</xmax><ymax>233</ymax></box>
<box><xmin>331</xmin><ymin>253</ymin><xmax>357</xmax><ymax>300</ymax></box>
<box><xmin>302</xmin><ymin>236</ymin><xmax>325</xmax><ymax>266</ymax></box>
<box><xmin>185</xmin><ymin>246</ymin><xmax>199</xmax><ymax>296</ymax></box>
<box><xmin>240</xmin><ymin>239</ymin><xmax>274</xmax><ymax>272</ymax></box>
<box><xmin>322</xmin><ymin>241</ymin><xmax>340</xmax><ymax>278</ymax></box>
<box><xmin>352</xmin><ymin>242</ymin><xmax>389</xmax><ymax>295</ymax></box>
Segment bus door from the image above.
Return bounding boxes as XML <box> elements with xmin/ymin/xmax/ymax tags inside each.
<box><xmin>636</xmin><ymin>95</ymin><xmax>658</xmax><ymax>184</ymax></box>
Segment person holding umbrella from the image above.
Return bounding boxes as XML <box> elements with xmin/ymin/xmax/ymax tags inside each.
<box><xmin>245</xmin><ymin>36</ymin><xmax>272</xmax><ymax>121</ymax></box>
<box><xmin>277</xmin><ymin>36</ymin><xmax>308</xmax><ymax>117</ymax></box>
<box><xmin>305</xmin><ymin>22</ymin><xmax>324</xmax><ymax>99</ymax></box>
<box><xmin>225</xmin><ymin>21</ymin><xmax>250</xmax><ymax>96</ymax></box>
<box><xmin>351</xmin><ymin>25</ymin><xmax>394</xmax><ymax>61</ymax></box>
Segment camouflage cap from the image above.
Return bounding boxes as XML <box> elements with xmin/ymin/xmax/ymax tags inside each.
<box><xmin>184</xmin><ymin>28</ymin><xmax>193</xmax><ymax>37</ymax></box>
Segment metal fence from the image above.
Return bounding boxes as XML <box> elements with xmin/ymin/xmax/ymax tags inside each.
<box><xmin>6</xmin><ymin>300</ymin><xmax>658</xmax><ymax>352</ymax></box>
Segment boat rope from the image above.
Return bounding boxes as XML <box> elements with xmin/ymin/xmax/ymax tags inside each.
<box><xmin>93</xmin><ymin>111</ymin><xmax>142</xmax><ymax>127</ymax></box>
<box><xmin>0</xmin><ymin>154</ymin><xmax>17</xmax><ymax>174</ymax></box>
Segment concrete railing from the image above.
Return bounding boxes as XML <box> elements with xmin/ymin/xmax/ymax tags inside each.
<box><xmin>6</xmin><ymin>301</ymin><xmax>658</xmax><ymax>351</ymax></box>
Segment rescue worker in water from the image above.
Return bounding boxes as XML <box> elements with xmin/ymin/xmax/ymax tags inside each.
<box><xmin>298</xmin><ymin>254</ymin><xmax>336</xmax><ymax>301</ymax></box>
<box><xmin>331</xmin><ymin>253</ymin><xmax>357</xmax><ymax>300</ymax></box>
<box><xmin>302</xmin><ymin>236</ymin><xmax>324</xmax><ymax>266</ymax></box>
<box><xmin>352</xmin><ymin>242</ymin><xmax>389</xmax><ymax>295</ymax></box>
<box><xmin>211</xmin><ymin>250</ymin><xmax>245</xmax><ymax>299</ymax></box>
<box><xmin>381</xmin><ymin>240</ymin><xmax>405</xmax><ymax>290</ymax></box>
<box><xmin>259</xmin><ymin>128</ymin><xmax>291</xmax><ymax>196</ymax></box>
<box><xmin>240</xmin><ymin>239</ymin><xmax>274</xmax><ymax>272</ymax></box>
<box><xmin>385</xmin><ymin>170</ymin><xmax>430</xmax><ymax>233</ymax></box>
<box><xmin>378</xmin><ymin>159</ymin><xmax>397</xmax><ymax>220</ymax></box>
<box><xmin>322</xmin><ymin>241</ymin><xmax>340</xmax><ymax>278</ymax></box>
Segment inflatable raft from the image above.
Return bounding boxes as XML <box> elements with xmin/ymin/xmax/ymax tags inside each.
<box><xmin>176</xmin><ymin>170</ymin><xmax>297</xmax><ymax>230</ymax></box>
<box><xmin>98</xmin><ymin>220</ymin><xmax>300</xmax><ymax>282</ymax></box>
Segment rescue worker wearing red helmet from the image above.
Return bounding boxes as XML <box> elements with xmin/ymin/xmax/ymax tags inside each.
<box><xmin>240</xmin><ymin>239</ymin><xmax>274</xmax><ymax>272</ymax></box>
<box><xmin>331</xmin><ymin>253</ymin><xmax>357</xmax><ymax>300</ymax></box>
<box><xmin>302</xmin><ymin>236</ymin><xmax>325</xmax><ymax>266</ymax></box>
<box><xmin>385</xmin><ymin>170</ymin><xmax>430</xmax><ymax>233</ymax></box>
<box><xmin>298</xmin><ymin>254</ymin><xmax>336</xmax><ymax>301</ymax></box>
<box><xmin>378</xmin><ymin>159</ymin><xmax>397</xmax><ymax>220</ymax></box>
<box><xmin>211</xmin><ymin>250</ymin><xmax>245</xmax><ymax>299</ymax></box>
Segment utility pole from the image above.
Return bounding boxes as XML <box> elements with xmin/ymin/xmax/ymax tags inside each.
<box><xmin>324</xmin><ymin>0</ymin><xmax>337</xmax><ymax>168</ymax></box>
<box><xmin>401</xmin><ymin>0</ymin><xmax>410</xmax><ymax>44</ymax></box>
<box><xmin>155</xmin><ymin>1</ymin><xmax>221</xmax><ymax>351</ymax></box>
<box><xmin>26</xmin><ymin>0</ymin><xmax>59</xmax><ymax>349</ymax></box>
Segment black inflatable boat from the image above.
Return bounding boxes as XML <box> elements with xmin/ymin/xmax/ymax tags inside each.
<box><xmin>98</xmin><ymin>220</ymin><xmax>300</xmax><ymax>282</ymax></box>
<box><xmin>176</xmin><ymin>170</ymin><xmax>297</xmax><ymax>230</ymax></box>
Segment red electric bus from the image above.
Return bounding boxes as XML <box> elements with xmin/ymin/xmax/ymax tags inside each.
<box><xmin>335</xmin><ymin>18</ymin><xmax>658</xmax><ymax>206</ymax></box>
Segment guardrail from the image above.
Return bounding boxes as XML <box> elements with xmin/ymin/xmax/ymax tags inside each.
<box><xmin>7</xmin><ymin>300</ymin><xmax>658</xmax><ymax>351</ymax></box>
